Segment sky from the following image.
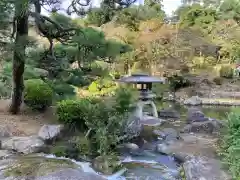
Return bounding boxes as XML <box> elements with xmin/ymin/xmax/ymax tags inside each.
<box><xmin>43</xmin><ymin>0</ymin><xmax>182</xmax><ymax>17</ymax></box>
<box><xmin>162</xmin><ymin>0</ymin><xmax>182</xmax><ymax>15</ymax></box>
<box><xmin>91</xmin><ymin>0</ymin><xmax>182</xmax><ymax>15</ymax></box>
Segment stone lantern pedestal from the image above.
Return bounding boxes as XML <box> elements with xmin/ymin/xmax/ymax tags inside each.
<box><xmin>118</xmin><ymin>73</ymin><xmax>165</xmax><ymax>123</ymax></box>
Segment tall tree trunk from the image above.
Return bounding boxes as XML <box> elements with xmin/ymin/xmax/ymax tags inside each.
<box><xmin>9</xmin><ymin>10</ymin><xmax>28</xmax><ymax>114</ymax></box>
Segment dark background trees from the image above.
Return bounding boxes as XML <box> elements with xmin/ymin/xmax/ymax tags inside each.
<box><xmin>0</xmin><ymin>0</ymin><xmax>239</xmax><ymax>114</ymax></box>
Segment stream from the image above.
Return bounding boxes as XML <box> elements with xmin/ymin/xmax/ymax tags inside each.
<box><xmin>45</xmin><ymin>101</ymin><xmax>234</xmax><ymax>180</ymax></box>
<box><xmin>44</xmin><ymin>152</ymin><xmax>180</xmax><ymax>180</ymax></box>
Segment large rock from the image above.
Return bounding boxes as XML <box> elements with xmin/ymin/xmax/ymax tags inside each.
<box><xmin>0</xmin><ymin>156</ymin><xmax>106</xmax><ymax>180</ymax></box>
<box><xmin>38</xmin><ymin>124</ymin><xmax>64</xmax><ymax>141</ymax></box>
<box><xmin>1</xmin><ymin>136</ymin><xmax>45</xmax><ymax>154</ymax></box>
<box><xmin>124</xmin><ymin>116</ymin><xmax>143</xmax><ymax>139</ymax></box>
<box><xmin>156</xmin><ymin>143</ymin><xmax>172</xmax><ymax>155</ymax></box>
<box><xmin>0</xmin><ymin>150</ymin><xmax>13</xmax><ymax>160</ymax></box>
<box><xmin>181</xmin><ymin>120</ymin><xmax>223</xmax><ymax>134</ymax></box>
<box><xmin>184</xmin><ymin>96</ymin><xmax>202</xmax><ymax>106</ymax></box>
<box><xmin>183</xmin><ymin>156</ymin><xmax>231</xmax><ymax>180</ymax></box>
<box><xmin>154</xmin><ymin>128</ymin><xmax>180</xmax><ymax>142</ymax></box>
<box><xmin>36</xmin><ymin>169</ymin><xmax>106</xmax><ymax>180</ymax></box>
<box><xmin>156</xmin><ymin>134</ymin><xmax>219</xmax><ymax>160</ymax></box>
<box><xmin>186</xmin><ymin>108</ymin><xmax>208</xmax><ymax>123</ymax></box>
<box><xmin>158</xmin><ymin>109</ymin><xmax>180</xmax><ymax>119</ymax></box>
<box><xmin>0</xmin><ymin>125</ymin><xmax>25</xmax><ymax>138</ymax></box>
<box><xmin>123</xmin><ymin>143</ymin><xmax>139</xmax><ymax>151</ymax></box>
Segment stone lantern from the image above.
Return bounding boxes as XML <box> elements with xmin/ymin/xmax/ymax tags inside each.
<box><xmin>118</xmin><ymin>73</ymin><xmax>165</xmax><ymax>120</ymax></box>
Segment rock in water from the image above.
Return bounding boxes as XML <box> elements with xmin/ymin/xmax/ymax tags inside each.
<box><xmin>124</xmin><ymin>143</ymin><xmax>139</xmax><ymax>151</ymax></box>
<box><xmin>186</xmin><ymin>109</ymin><xmax>208</xmax><ymax>123</ymax></box>
<box><xmin>1</xmin><ymin>136</ymin><xmax>45</xmax><ymax>154</ymax></box>
<box><xmin>184</xmin><ymin>96</ymin><xmax>202</xmax><ymax>106</ymax></box>
<box><xmin>124</xmin><ymin>116</ymin><xmax>143</xmax><ymax>139</ymax></box>
<box><xmin>154</xmin><ymin>128</ymin><xmax>180</xmax><ymax>142</ymax></box>
<box><xmin>153</xmin><ymin>130</ymin><xmax>166</xmax><ymax>139</ymax></box>
<box><xmin>181</xmin><ymin>120</ymin><xmax>223</xmax><ymax>134</ymax></box>
<box><xmin>38</xmin><ymin>124</ymin><xmax>64</xmax><ymax>141</ymax></box>
<box><xmin>183</xmin><ymin>156</ymin><xmax>231</xmax><ymax>180</ymax></box>
<box><xmin>156</xmin><ymin>143</ymin><xmax>171</xmax><ymax>155</ymax></box>
<box><xmin>162</xmin><ymin>128</ymin><xmax>180</xmax><ymax>142</ymax></box>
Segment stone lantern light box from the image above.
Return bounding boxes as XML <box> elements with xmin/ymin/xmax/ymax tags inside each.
<box><xmin>118</xmin><ymin>73</ymin><xmax>165</xmax><ymax>120</ymax></box>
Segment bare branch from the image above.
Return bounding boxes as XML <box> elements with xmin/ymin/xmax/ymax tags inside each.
<box><xmin>115</xmin><ymin>0</ymin><xmax>138</xmax><ymax>7</ymax></box>
<box><xmin>67</xmin><ymin>0</ymin><xmax>91</xmax><ymax>15</ymax></box>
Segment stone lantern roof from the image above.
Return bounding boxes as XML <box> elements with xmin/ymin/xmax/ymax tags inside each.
<box><xmin>118</xmin><ymin>73</ymin><xmax>165</xmax><ymax>83</ymax></box>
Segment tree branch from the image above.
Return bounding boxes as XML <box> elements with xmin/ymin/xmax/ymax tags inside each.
<box><xmin>30</xmin><ymin>0</ymin><xmax>85</xmax><ymax>54</ymax></box>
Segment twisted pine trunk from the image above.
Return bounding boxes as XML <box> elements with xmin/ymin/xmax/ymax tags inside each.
<box><xmin>9</xmin><ymin>12</ymin><xmax>28</xmax><ymax>114</ymax></box>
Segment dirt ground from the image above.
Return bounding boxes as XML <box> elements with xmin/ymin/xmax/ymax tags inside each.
<box><xmin>0</xmin><ymin>99</ymin><xmax>57</xmax><ymax>136</ymax></box>
<box><xmin>175</xmin><ymin>73</ymin><xmax>240</xmax><ymax>100</ymax></box>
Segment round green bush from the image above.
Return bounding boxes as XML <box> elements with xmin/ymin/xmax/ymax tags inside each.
<box><xmin>24</xmin><ymin>79</ymin><xmax>53</xmax><ymax>110</ymax></box>
<box><xmin>220</xmin><ymin>65</ymin><xmax>233</xmax><ymax>79</ymax></box>
<box><xmin>56</xmin><ymin>98</ymin><xmax>100</xmax><ymax>131</ymax></box>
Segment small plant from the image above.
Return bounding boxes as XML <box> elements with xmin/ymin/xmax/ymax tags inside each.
<box><xmin>114</xmin><ymin>86</ymin><xmax>135</xmax><ymax>114</ymax></box>
<box><xmin>219</xmin><ymin>65</ymin><xmax>233</xmax><ymax>79</ymax></box>
<box><xmin>167</xmin><ymin>74</ymin><xmax>191</xmax><ymax>92</ymax></box>
<box><xmin>24</xmin><ymin>79</ymin><xmax>53</xmax><ymax>111</ymax></box>
<box><xmin>180</xmin><ymin>64</ymin><xmax>190</xmax><ymax>74</ymax></box>
<box><xmin>213</xmin><ymin>77</ymin><xmax>223</xmax><ymax>85</ymax></box>
<box><xmin>221</xmin><ymin>109</ymin><xmax>240</xmax><ymax>179</ymax></box>
<box><xmin>56</xmin><ymin>87</ymin><xmax>133</xmax><ymax>156</ymax></box>
<box><xmin>69</xmin><ymin>136</ymin><xmax>91</xmax><ymax>156</ymax></box>
<box><xmin>51</xmin><ymin>145</ymin><xmax>67</xmax><ymax>157</ymax></box>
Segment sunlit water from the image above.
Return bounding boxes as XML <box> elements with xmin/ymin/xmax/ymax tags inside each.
<box><xmin>44</xmin><ymin>152</ymin><xmax>180</xmax><ymax>180</ymax></box>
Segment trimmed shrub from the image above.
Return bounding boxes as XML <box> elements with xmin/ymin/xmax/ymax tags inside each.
<box><xmin>24</xmin><ymin>79</ymin><xmax>53</xmax><ymax>110</ymax></box>
<box><xmin>56</xmin><ymin>97</ymin><xmax>100</xmax><ymax>131</ymax></box>
<box><xmin>220</xmin><ymin>65</ymin><xmax>233</xmax><ymax>78</ymax></box>
<box><xmin>44</xmin><ymin>79</ymin><xmax>76</xmax><ymax>101</ymax></box>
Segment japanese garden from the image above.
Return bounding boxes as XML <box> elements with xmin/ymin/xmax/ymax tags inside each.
<box><xmin>0</xmin><ymin>0</ymin><xmax>239</xmax><ymax>179</ymax></box>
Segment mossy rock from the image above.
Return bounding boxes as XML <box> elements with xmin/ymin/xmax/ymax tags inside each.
<box><xmin>92</xmin><ymin>155</ymin><xmax>122</xmax><ymax>175</ymax></box>
<box><xmin>4</xmin><ymin>156</ymin><xmax>78</xmax><ymax>177</ymax></box>
<box><xmin>49</xmin><ymin>136</ymin><xmax>91</xmax><ymax>160</ymax></box>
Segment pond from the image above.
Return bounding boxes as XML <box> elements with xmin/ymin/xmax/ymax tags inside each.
<box><xmin>139</xmin><ymin>100</ymin><xmax>235</xmax><ymax>133</ymax></box>
<box><xmin>155</xmin><ymin>100</ymin><xmax>234</xmax><ymax>120</ymax></box>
